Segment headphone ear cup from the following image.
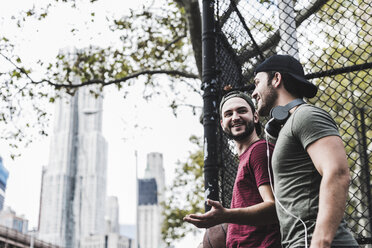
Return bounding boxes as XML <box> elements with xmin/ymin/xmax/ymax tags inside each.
<box><xmin>265</xmin><ymin>98</ymin><xmax>305</xmax><ymax>140</ymax></box>
<box><xmin>271</xmin><ymin>106</ymin><xmax>290</xmax><ymax>124</ymax></box>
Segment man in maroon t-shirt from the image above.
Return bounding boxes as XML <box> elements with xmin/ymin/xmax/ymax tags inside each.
<box><xmin>184</xmin><ymin>91</ymin><xmax>281</xmax><ymax>247</ymax></box>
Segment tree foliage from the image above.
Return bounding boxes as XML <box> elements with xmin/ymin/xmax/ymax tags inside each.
<box><xmin>0</xmin><ymin>0</ymin><xmax>202</xmax><ymax>157</ymax></box>
<box><xmin>1</xmin><ymin>0</ymin><xmax>370</xmax><ymax>242</ymax></box>
<box><xmin>161</xmin><ymin>135</ymin><xmax>204</xmax><ymax>246</ymax></box>
<box><xmin>0</xmin><ymin>0</ymin><xmax>335</xmax><ymax>156</ymax></box>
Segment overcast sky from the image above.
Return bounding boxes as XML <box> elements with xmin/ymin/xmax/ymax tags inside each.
<box><xmin>0</xmin><ymin>0</ymin><xmax>204</xmax><ymax>246</ymax></box>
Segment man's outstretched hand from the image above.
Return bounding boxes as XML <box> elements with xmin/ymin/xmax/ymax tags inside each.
<box><xmin>183</xmin><ymin>199</ymin><xmax>227</xmax><ymax>228</ymax></box>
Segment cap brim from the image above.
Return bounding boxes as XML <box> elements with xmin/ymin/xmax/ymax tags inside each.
<box><xmin>289</xmin><ymin>73</ymin><xmax>318</xmax><ymax>98</ymax></box>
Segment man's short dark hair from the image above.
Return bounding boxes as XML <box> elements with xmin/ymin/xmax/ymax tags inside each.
<box><xmin>265</xmin><ymin>71</ymin><xmax>302</xmax><ymax>98</ymax></box>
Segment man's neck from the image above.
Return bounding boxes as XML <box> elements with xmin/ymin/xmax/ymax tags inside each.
<box><xmin>276</xmin><ymin>92</ymin><xmax>302</xmax><ymax>114</ymax></box>
<box><xmin>235</xmin><ymin>134</ymin><xmax>260</xmax><ymax>156</ymax></box>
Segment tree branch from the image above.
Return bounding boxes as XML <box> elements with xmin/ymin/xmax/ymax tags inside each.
<box><xmin>237</xmin><ymin>0</ymin><xmax>329</xmax><ymax>63</ymax></box>
<box><xmin>157</xmin><ymin>33</ymin><xmax>188</xmax><ymax>59</ymax></box>
<box><xmin>2</xmin><ymin>51</ymin><xmax>199</xmax><ymax>91</ymax></box>
<box><xmin>176</xmin><ymin>0</ymin><xmax>202</xmax><ymax>78</ymax></box>
<box><xmin>48</xmin><ymin>69</ymin><xmax>200</xmax><ymax>88</ymax></box>
<box><xmin>1</xmin><ymin>53</ymin><xmax>34</xmax><ymax>83</ymax></box>
<box><xmin>219</xmin><ymin>0</ymin><xmax>241</xmax><ymax>27</ymax></box>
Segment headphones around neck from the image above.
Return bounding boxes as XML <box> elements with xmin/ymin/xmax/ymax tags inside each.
<box><xmin>264</xmin><ymin>98</ymin><xmax>305</xmax><ymax>140</ymax></box>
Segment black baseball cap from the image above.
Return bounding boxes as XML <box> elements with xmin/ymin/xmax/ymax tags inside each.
<box><xmin>255</xmin><ymin>54</ymin><xmax>318</xmax><ymax>98</ymax></box>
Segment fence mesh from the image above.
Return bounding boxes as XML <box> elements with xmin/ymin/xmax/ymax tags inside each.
<box><xmin>210</xmin><ymin>0</ymin><xmax>372</xmax><ymax>245</ymax></box>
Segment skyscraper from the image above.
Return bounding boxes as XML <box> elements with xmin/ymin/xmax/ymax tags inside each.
<box><xmin>144</xmin><ymin>153</ymin><xmax>165</xmax><ymax>202</ymax></box>
<box><xmin>38</xmin><ymin>74</ymin><xmax>107</xmax><ymax>248</ymax></box>
<box><xmin>105</xmin><ymin>196</ymin><xmax>119</xmax><ymax>234</ymax></box>
<box><xmin>0</xmin><ymin>157</ymin><xmax>9</xmax><ymax>211</ymax></box>
<box><xmin>138</xmin><ymin>152</ymin><xmax>165</xmax><ymax>248</ymax></box>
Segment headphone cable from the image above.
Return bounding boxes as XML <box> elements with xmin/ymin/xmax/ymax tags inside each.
<box><xmin>264</xmin><ymin>124</ymin><xmax>308</xmax><ymax>248</ymax></box>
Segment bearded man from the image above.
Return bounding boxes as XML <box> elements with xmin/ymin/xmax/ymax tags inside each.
<box><xmin>252</xmin><ymin>54</ymin><xmax>358</xmax><ymax>248</ymax></box>
<box><xmin>184</xmin><ymin>91</ymin><xmax>281</xmax><ymax>248</ymax></box>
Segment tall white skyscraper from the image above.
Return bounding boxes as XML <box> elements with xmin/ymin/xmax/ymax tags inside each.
<box><xmin>144</xmin><ymin>153</ymin><xmax>165</xmax><ymax>202</ymax></box>
<box><xmin>138</xmin><ymin>152</ymin><xmax>165</xmax><ymax>248</ymax></box>
<box><xmin>105</xmin><ymin>196</ymin><xmax>120</xmax><ymax>234</ymax></box>
<box><xmin>38</xmin><ymin>75</ymin><xmax>107</xmax><ymax>248</ymax></box>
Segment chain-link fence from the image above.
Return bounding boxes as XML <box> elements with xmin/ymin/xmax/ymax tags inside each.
<box><xmin>201</xmin><ymin>0</ymin><xmax>371</xmax><ymax>245</ymax></box>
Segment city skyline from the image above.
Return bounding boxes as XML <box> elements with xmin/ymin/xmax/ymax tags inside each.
<box><xmin>0</xmin><ymin>1</ymin><xmax>204</xmax><ymax>247</ymax></box>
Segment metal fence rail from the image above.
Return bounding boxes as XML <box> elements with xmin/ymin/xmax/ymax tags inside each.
<box><xmin>201</xmin><ymin>0</ymin><xmax>372</xmax><ymax>245</ymax></box>
<box><xmin>0</xmin><ymin>225</ymin><xmax>60</xmax><ymax>248</ymax></box>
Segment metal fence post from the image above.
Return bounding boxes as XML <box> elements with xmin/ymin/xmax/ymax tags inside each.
<box><xmin>359</xmin><ymin>107</ymin><xmax>372</xmax><ymax>234</ymax></box>
<box><xmin>277</xmin><ymin>0</ymin><xmax>300</xmax><ymax>59</ymax></box>
<box><xmin>202</xmin><ymin>0</ymin><xmax>219</xmax><ymax>212</ymax></box>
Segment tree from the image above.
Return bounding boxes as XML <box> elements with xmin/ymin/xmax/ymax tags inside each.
<box><xmin>0</xmin><ymin>0</ymin><xmax>333</xmax><ymax>158</ymax></box>
<box><xmin>0</xmin><ymin>0</ymin><xmax>202</xmax><ymax>157</ymax></box>
<box><xmin>161</xmin><ymin>135</ymin><xmax>204</xmax><ymax>246</ymax></box>
<box><xmin>3</xmin><ymin>0</ymin><xmax>365</xmax><ymax>244</ymax></box>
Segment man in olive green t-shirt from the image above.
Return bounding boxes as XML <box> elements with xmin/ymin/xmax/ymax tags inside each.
<box><xmin>251</xmin><ymin>54</ymin><xmax>358</xmax><ymax>248</ymax></box>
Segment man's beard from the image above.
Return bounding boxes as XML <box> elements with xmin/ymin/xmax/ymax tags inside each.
<box><xmin>224</xmin><ymin>120</ymin><xmax>255</xmax><ymax>141</ymax></box>
<box><xmin>258</xmin><ymin>84</ymin><xmax>278</xmax><ymax>117</ymax></box>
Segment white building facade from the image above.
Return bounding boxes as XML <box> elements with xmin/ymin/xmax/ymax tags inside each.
<box><xmin>38</xmin><ymin>76</ymin><xmax>107</xmax><ymax>248</ymax></box>
<box><xmin>144</xmin><ymin>153</ymin><xmax>165</xmax><ymax>203</ymax></box>
<box><xmin>105</xmin><ymin>196</ymin><xmax>120</xmax><ymax>234</ymax></box>
<box><xmin>0</xmin><ymin>207</ymin><xmax>29</xmax><ymax>234</ymax></box>
<box><xmin>138</xmin><ymin>152</ymin><xmax>165</xmax><ymax>248</ymax></box>
<box><xmin>81</xmin><ymin>233</ymin><xmax>131</xmax><ymax>248</ymax></box>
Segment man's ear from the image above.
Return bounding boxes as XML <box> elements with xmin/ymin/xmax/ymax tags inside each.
<box><xmin>272</xmin><ymin>72</ymin><xmax>282</xmax><ymax>88</ymax></box>
<box><xmin>253</xmin><ymin>111</ymin><xmax>259</xmax><ymax>124</ymax></box>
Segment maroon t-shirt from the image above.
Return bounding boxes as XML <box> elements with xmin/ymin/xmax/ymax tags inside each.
<box><xmin>226</xmin><ymin>140</ymin><xmax>281</xmax><ymax>248</ymax></box>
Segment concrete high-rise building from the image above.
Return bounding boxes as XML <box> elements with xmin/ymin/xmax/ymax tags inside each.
<box><xmin>80</xmin><ymin>196</ymin><xmax>134</xmax><ymax>248</ymax></box>
<box><xmin>0</xmin><ymin>207</ymin><xmax>28</xmax><ymax>234</ymax></box>
<box><xmin>105</xmin><ymin>196</ymin><xmax>119</xmax><ymax>234</ymax></box>
<box><xmin>138</xmin><ymin>178</ymin><xmax>159</xmax><ymax>248</ymax></box>
<box><xmin>144</xmin><ymin>152</ymin><xmax>165</xmax><ymax>203</ymax></box>
<box><xmin>138</xmin><ymin>152</ymin><xmax>165</xmax><ymax>248</ymax></box>
<box><xmin>80</xmin><ymin>233</ymin><xmax>131</xmax><ymax>248</ymax></box>
<box><xmin>0</xmin><ymin>157</ymin><xmax>9</xmax><ymax>211</ymax></box>
<box><xmin>38</xmin><ymin>71</ymin><xmax>107</xmax><ymax>248</ymax></box>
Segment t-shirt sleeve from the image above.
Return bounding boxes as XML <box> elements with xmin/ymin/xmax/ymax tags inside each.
<box><xmin>291</xmin><ymin>105</ymin><xmax>340</xmax><ymax>149</ymax></box>
<box><xmin>249</xmin><ymin>142</ymin><xmax>274</xmax><ymax>188</ymax></box>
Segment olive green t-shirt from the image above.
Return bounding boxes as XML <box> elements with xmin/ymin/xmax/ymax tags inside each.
<box><xmin>272</xmin><ymin>104</ymin><xmax>358</xmax><ymax>247</ymax></box>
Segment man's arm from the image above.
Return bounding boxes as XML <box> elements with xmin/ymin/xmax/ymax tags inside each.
<box><xmin>307</xmin><ymin>135</ymin><xmax>351</xmax><ymax>248</ymax></box>
<box><xmin>183</xmin><ymin>184</ymin><xmax>278</xmax><ymax>228</ymax></box>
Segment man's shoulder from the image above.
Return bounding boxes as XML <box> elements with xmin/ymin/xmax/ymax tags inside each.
<box><xmin>250</xmin><ymin>139</ymin><xmax>273</xmax><ymax>152</ymax></box>
<box><xmin>295</xmin><ymin>103</ymin><xmax>326</xmax><ymax>115</ymax></box>
<box><xmin>290</xmin><ymin>103</ymin><xmax>340</xmax><ymax>148</ymax></box>
<box><xmin>249</xmin><ymin>140</ymin><xmax>273</xmax><ymax>159</ymax></box>
<box><xmin>240</xmin><ymin>140</ymin><xmax>270</xmax><ymax>162</ymax></box>
<box><xmin>292</xmin><ymin>104</ymin><xmax>335</xmax><ymax>126</ymax></box>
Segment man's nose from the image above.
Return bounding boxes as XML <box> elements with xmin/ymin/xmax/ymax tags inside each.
<box><xmin>232</xmin><ymin>111</ymin><xmax>240</xmax><ymax>120</ymax></box>
<box><xmin>251</xmin><ymin>89</ymin><xmax>258</xmax><ymax>99</ymax></box>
